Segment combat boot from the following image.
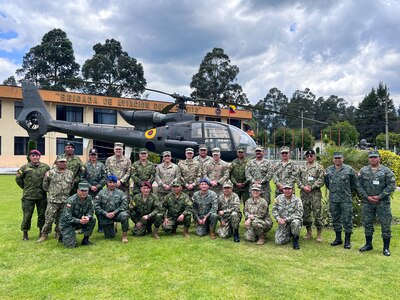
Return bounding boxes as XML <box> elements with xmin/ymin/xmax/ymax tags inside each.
<box><xmin>81</xmin><ymin>236</ymin><xmax>94</xmax><ymax>246</ymax></box>
<box><xmin>58</xmin><ymin>234</ymin><xmax>63</xmax><ymax>243</ymax></box>
<box><xmin>330</xmin><ymin>231</ymin><xmax>342</xmax><ymax>246</ymax></box>
<box><xmin>23</xmin><ymin>231</ymin><xmax>29</xmax><ymax>241</ymax></box>
<box><xmin>316</xmin><ymin>228</ymin><xmax>323</xmax><ymax>243</ymax></box>
<box><xmin>383</xmin><ymin>238</ymin><xmax>391</xmax><ymax>256</ymax></box>
<box><xmin>344</xmin><ymin>232</ymin><xmax>351</xmax><ymax>249</ymax></box>
<box><xmin>210</xmin><ymin>229</ymin><xmax>216</xmax><ymax>240</ymax></box>
<box><xmin>54</xmin><ymin>231</ymin><xmax>60</xmax><ymax>240</ymax></box>
<box><xmin>122</xmin><ymin>231</ymin><xmax>128</xmax><ymax>243</ymax></box>
<box><xmin>37</xmin><ymin>233</ymin><xmax>48</xmax><ymax>243</ymax></box>
<box><xmin>359</xmin><ymin>235</ymin><xmax>373</xmax><ymax>252</ymax></box>
<box><xmin>293</xmin><ymin>235</ymin><xmax>300</xmax><ymax>250</ymax></box>
<box><xmin>233</xmin><ymin>229</ymin><xmax>240</xmax><ymax>243</ymax></box>
<box><xmin>304</xmin><ymin>227</ymin><xmax>312</xmax><ymax>240</ymax></box>
<box><xmin>183</xmin><ymin>227</ymin><xmax>190</xmax><ymax>238</ymax></box>
<box><xmin>256</xmin><ymin>235</ymin><xmax>265</xmax><ymax>245</ymax></box>
<box><xmin>153</xmin><ymin>228</ymin><xmax>160</xmax><ymax>239</ymax></box>
<box><xmin>38</xmin><ymin>228</ymin><xmax>43</xmax><ymax>238</ymax></box>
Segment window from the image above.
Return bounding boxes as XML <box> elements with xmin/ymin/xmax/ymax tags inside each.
<box><xmin>56</xmin><ymin>138</ymin><xmax>83</xmax><ymax>155</ymax></box>
<box><xmin>191</xmin><ymin>122</ymin><xmax>202</xmax><ymax>138</ymax></box>
<box><xmin>228</xmin><ymin>118</ymin><xmax>242</xmax><ymax>129</ymax></box>
<box><xmin>14</xmin><ymin>101</ymin><xmax>23</xmax><ymax>119</ymax></box>
<box><xmin>0</xmin><ymin>100</ymin><xmax>2</xmax><ymax>118</ymax></box>
<box><xmin>205</xmin><ymin>117</ymin><xmax>221</xmax><ymax>122</ymax></box>
<box><xmin>93</xmin><ymin>108</ymin><xmax>117</xmax><ymax>124</ymax></box>
<box><xmin>203</xmin><ymin>123</ymin><xmax>232</xmax><ymax>151</ymax></box>
<box><xmin>14</xmin><ymin>137</ymin><xmax>45</xmax><ymax>155</ymax></box>
<box><xmin>56</xmin><ymin>105</ymin><xmax>83</xmax><ymax>122</ymax></box>
<box><xmin>93</xmin><ymin>140</ymin><xmax>115</xmax><ymax>162</ymax></box>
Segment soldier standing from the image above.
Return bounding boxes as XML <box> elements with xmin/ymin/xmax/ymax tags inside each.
<box><xmin>272</xmin><ymin>183</ymin><xmax>304</xmax><ymax>250</ymax></box>
<box><xmin>130</xmin><ymin>181</ymin><xmax>163</xmax><ymax>239</ymax></box>
<box><xmin>325</xmin><ymin>152</ymin><xmax>357</xmax><ymax>249</ymax></box>
<box><xmin>16</xmin><ymin>149</ymin><xmax>50</xmax><ymax>240</ymax></box>
<box><xmin>297</xmin><ymin>149</ymin><xmax>325</xmax><ymax>242</ymax></box>
<box><xmin>357</xmin><ymin>150</ymin><xmax>396</xmax><ymax>256</ymax></box>
<box><xmin>94</xmin><ymin>175</ymin><xmax>130</xmax><ymax>243</ymax></box>
<box><xmin>105</xmin><ymin>142</ymin><xmax>131</xmax><ymax>196</ymax></box>
<box><xmin>193</xmin><ymin>144</ymin><xmax>212</xmax><ymax>177</ymax></box>
<box><xmin>243</xmin><ymin>184</ymin><xmax>273</xmax><ymax>245</ymax></box>
<box><xmin>273</xmin><ymin>146</ymin><xmax>298</xmax><ymax>197</ymax></box>
<box><xmin>202</xmin><ymin>147</ymin><xmax>230</xmax><ymax>197</ymax></box>
<box><xmin>155</xmin><ymin>151</ymin><xmax>181</xmax><ymax>201</ymax></box>
<box><xmin>59</xmin><ymin>183</ymin><xmax>96</xmax><ymax>248</ymax></box>
<box><xmin>37</xmin><ymin>156</ymin><xmax>74</xmax><ymax>243</ymax></box>
<box><xmin>131</xmin><ymin>148</ymin><xmax>155</xmax><ymax>195</ymax></box>
<box><xmin>230</xmin><ymin>148</ymin><xmax>250</xmax><ymax>208</ymax></box>
<box><xmin>178</xmin><ymin>147</ymin><xmax>201</xmax><ymax>198</ymax></box>
<box><xmin>217</xmin><ymin>181</ymin><xmax>242</xmax><ymax>242</ymax></box>
<box><xmin>161</xmin><ymin>181</ymin><xmax>192</xmax><ymax>237</ymax></box>
<box><xmin>245</xmin><ymin>146</ymin><xmax>274</xmax><ymax>205</ymax></box>
<box><xmin>192</xmin><ymin>178</ymin><xmax>218</xmax><ymax>239</ymax></box>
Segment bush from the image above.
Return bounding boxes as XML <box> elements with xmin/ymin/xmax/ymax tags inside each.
<box><xmin>379</xmin><ymin>150</ymin><xmax>400</xmax><ymax>186</ymax></box>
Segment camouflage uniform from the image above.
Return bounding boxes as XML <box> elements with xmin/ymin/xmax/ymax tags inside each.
<box><xmin>272</xmin><ymin>194</ymin><xmax>304</xmax><ymax>244</ymax></box>
<box><xmin>178</xmin><ymin>159</ymin><xmax>201</xmax><ymax>198</ymax></box>
<box><xmin>244</xmin><ymin>196</ymin><xmax>273</xmax><ymax>242</ymax></box>
<box><xmin>193</xmin><ymin>155</ymin><xmax>212</xmax><ymax>177</ymax></box>
<box><xmin>130</xmin><ymin>193</ymin><xmax>163</xmax><ymax>236</ymax></box>
<box><xmin>230</xmin><ymin>157</ymin><xmax>250</xmax><ymax>205</ymax></box>
<box><xmin>202</xmin><ymin>159</ymin><xmax>230</xmax><ymax>196</ymax></box>
<box><xmin>131</xmin><ymin>160</ymin><xmax>156</xmax><ymax>194</ymax></box>
<box><xmin>217</xmin><ymin>192</ymin><xmax>242</xmax><ymax>238</ymax></box>
<box><xmin>16</xmin><ymin>162</ymin><xmax>50</xmax><ymax>232</ymax></box>
<box><xmin>94</xmin><ymin>188</ymin><xmax>130</xmax><ymax>238</ymax></box>
<box><xmin>324</xmin><ymin>164</ymin><xmax>357</xmax><ymax>234</ymax></box>
<box><xmin>161</xmin><ymin>191</ymin><xmax>192</xmax><ymax>233</ymax></box>
<box><xmin>273</xmin><ymin>160</ymin><xmax>298</xmax><ymax>197</ymax></box>
<box><xmin>192</xmin><ymin>190</ymin><xmax>218</xmax><ymax>236</ymax></box>
<box><xmin>245</xmin><ymin>158</ymin><xmax>274</xmax><ymax>204</ymax></box>
<box><xmin>297</xmin><ymin>162</ymin><xmax>325</xmax><ymax>229</ymax></box>
<box><xmin>41</xmin><ymin>168</ymin><xmax>74</xmax><ymax>235</ymax></box>
<box><xmin>105</xmin><ymin>155</ymin><xmax>131</xmax><ymax>196</ymax></box>
<box><xmin>155</xmin><ymin>162</ymin><xmax>181</xmax><ymax>200</ymax></box>
<box><xmin>82</xmin><ymin>161</ymin><xmax>107</xmax><ymax>197</ymax></box>
<box><xmin>59</xmin><ymin>194</ymin><xmax>96</xmax><ymax>248</ymax></box>
<box><xmin>357</xmin><ymin>165</ymin><xmax>396</xmax><ymax>239</ymax></box>
<box><xmin>57</xmin><ymin>153</ymin><xmax>85</xmax><ymax>196</ymax></box>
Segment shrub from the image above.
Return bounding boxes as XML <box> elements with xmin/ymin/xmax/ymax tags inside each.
<box><xmin>379</xmin><ymin>150</ymin><xmax>400</xmax><ymax>186</ymax></box>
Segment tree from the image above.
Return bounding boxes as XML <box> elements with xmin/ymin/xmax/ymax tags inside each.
<box><xmin>286</xmin><ymin>88</ymin><xmax>316</xmax><ymax>129</ymax></box>
<box><xmin>190</xmin><ymin>47</ymin><xmax>248</xmax><ymax>106</ymax></box>
<box><xmin>274</xmin><ymin>127</ymin><xmax>314</xmax><ymax>152</ymax></box>
<box><xmin>82</xmin><ymin>39</ymin><xmax>146</xmax><ymax>97</ymax></box>
<box><xmin>3</xmin><ymin>76</ymin><xmax>17</xmax><ymax>86</ymax></box>
<box><xmin>17</xmin><ymin>28</ymin><xmax>80</xmax><ymax>91</ymax></box>
<box><xmin>322</xmin><ymin>121</ymin><xmax>359</xmax><ymax>146</ymax></box>
<box><xmin>313</xmin><ymin>95</ymin><xmax>347</xmax><ymax>138</ymax></box>
<box><xmin>375</xmin><ymin>132</ymin><xmax>400</xmax><ymax>149</ymax></box>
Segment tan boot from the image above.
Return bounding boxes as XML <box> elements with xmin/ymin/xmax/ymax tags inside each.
<box><xmin>153</xmin><ymin>228</ymin><xmax>160</xmax><ymax>239</ymax></box>
<box><xmin>122</xmin><ymin>231</ymin><xmax>128</xmax><ymax>243</ymax></box>
<box><xmin>304</xmin><ymin>227</ymin><xmax>312</xmax><ymax>240</ymax></box>
<box><xmin>316</xmin><ymin>228</ymin><xmax>323</xmax><ymax>243</ymax></box>
<box><xmin>210</xmin><ymin>229</ymin><xmax>216</xmax><ymax>240</ymax></box>
<box><xmin>37</xmin><ymin>233</ymin><xmax>48</xmax><ymax>243</ymax></box>
<box><xmin>256</xmin><ymin>235</ymin><xmax>265</xmax><ymax>245</ymax></box>
<box><xmin>183</xmin><ymin>228</ymin><xmax>190</xmax><ymax>238</ymax></box>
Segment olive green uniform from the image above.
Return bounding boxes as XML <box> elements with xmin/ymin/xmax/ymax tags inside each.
<box><xmin>130</xmin><ymin>193</ymin><xmax>163</xmax><ymax>236</ymax></box>
<box><xmin>161</xmin><ymin>191</ymin><xmax>192</xmax><ymax>232</ymax></box>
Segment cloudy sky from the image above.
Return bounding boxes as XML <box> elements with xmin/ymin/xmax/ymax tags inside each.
<box><xmin>1</xmin><ymin>0</ymin><xmax>399</xmax><ymax>108</ymax></box>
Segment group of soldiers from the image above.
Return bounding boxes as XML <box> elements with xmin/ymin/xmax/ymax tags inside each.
<box><xmin>16</xmin><ymin>142</ymin><xmax>396</xmax><ymax>256</ymax></box>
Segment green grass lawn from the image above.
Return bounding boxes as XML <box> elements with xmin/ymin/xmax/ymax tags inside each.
<box><xmin>1</xmin><ymin>175</ymin><xmax>399</xmax><ymax>299</ymax></box>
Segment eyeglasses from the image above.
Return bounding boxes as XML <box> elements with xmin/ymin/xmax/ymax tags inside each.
<box><xmin>223</xmin><ymin>187</ymin><xmax>232</xmax><ymax>189</ymax></box>
<box><xmin>164</xmin><ymin>155</ymin><xmax>171</xmax><ymax>157</ymax></box>
<box><xmin>334</xmin><ymin>157</ymin><xmax>342</xmax><ymax>159</ymax></box>
<box><xmin>305</xmin><ymin>154</ymin><xmax>314</xmax><ymax>158</ymax></box>
<box><xmin>281</xmin><ymin>152</ymin><xmax>289</xmax><ymax>155</ymax></box>
<box><xmin>255</xmin><ymin>150</ymin><xmax>262</xmax><ymax>153</ymax></box>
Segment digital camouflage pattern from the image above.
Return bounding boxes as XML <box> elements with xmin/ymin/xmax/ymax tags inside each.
<box><xmin>230</xmin><ymin>157</ymin><xmax>250</xmax><ymax>204</ymax></box>
<box><xmin>59</xmin><ymin>194</ymin><xmax>96</xmax><ymax>248</ymax></box>
<box><xmin>131</xmin><ymin>160</ymin><xmax>156</xmax><ymax>194</ymax></box>
<box><xmin>57</xmin><ymin>154</ymin><xmax>85</xmax><ymax>195</ymax></box>
<box><xmin>105</xmin><ymin>155</ymin><xmax>132</xmax><ymax>194</ymax></box>
<box><xmin>192</xmin><ymin>189</ymin><xmax>218</xmax><ymax>236</ymax></box>
<box><xmin>243</xmin><ymin>196</ymin><xmax>273</xmax><ymax>242</ymax></box>
<box><xmin>155</xmin><ymin>162</ymin><xmax>181</xmax><ymax>197</ymax></box>
<box><xmin>202</xmin><ymin>159</ymin><xmax>230</xmax><ymax>195</ymax></box>
<box><xmin>161</xmin><ymin>191</ymin><xmax>192</xmax><ymax>232</ymax></box>
<box><xmin>217</xmin><ymin>192</ymin><xmax>242</xmax><ymax>238</ymax></box>
<box><xmin>357</xmin><ymin>164</ymin><xmax>396</xmax><ymax>239</ymax></box>
<box><xmin>245</xmin><ymin>158</ymin><xmax>274</xmax><ymax>204</ymax></box>
<box><xmin>82</xmin><ymin>161</ymin><xmax>107</xmax><ymax>197</ymax></box>
<box><xmin>193</xmin><ymin>155</ymin><xmax>212</xmax><ymax>177</ymax></box>
<box><xmin>130</xmin><ymin>192</ymin><xmax>163</xmax><ymax>236</ymax></box>
<box><xmin>273</xmin><ymin>160</ymin><xmax>298</xmax><ymax>197</ymax></box>
<box><xmin>272</xmin><ymin>194</ymin><xmax>303</xmax><ymax>244</ymax></box>
<box><xmin>178</xmin><ymin>159</ymin><xmax>201</xmax><ymax>196</ymax></box>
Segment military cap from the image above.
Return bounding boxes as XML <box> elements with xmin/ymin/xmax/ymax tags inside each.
<box><xmin>305</xmin><ymin>149</ymin><xmax>315</xmax><ymax>156</ymax></box>
<box><xmin>114</xmin><ymin>142</ymin><xmax>124</xmax><ymax>149</ymax></box>
<box><xmin>368</xmin><ymin>150</ymin><xmax>380</xmax><ymax>157</ymax></box>
<box><xmin>333</xmin><ymin>152</ymin><xmax>343</xmax><ymax>158</ymax></box>
<box><xmin>56</xmin><ymin>155</ymin><xmax>67</xmax><ymax>162</ymax></box>
<box><xmin>280</xmin><ymin>146</ymin><xmax>290</xmax><ymax>153</ymax></box>
<box><xmin>255</xmin><ymin>146</ymin><xmax>263</xmax><ymax>152</ymax></box>
<box><xmin>283</xmin><ymin>182</ymin><xmax>293</xmax><ymax>189</ymax></box>
<box><xmin>199</xmin><ymin>178</ymin><xmax>211</xmax><ymax>185</ymax></box>
<box><xmin>237</xmin><ymin>147</ymin><xmax>245</xmax><ymax>153</ymax></box>
<box><xmin>139</xmin><ymin>148</ymin><xmax>148</xmax><ymax>154</ymax></box>
<box><xmin>223</xmin><ymin>181</ymin><xmax>233</xmax><ymax>188</ymax></box>
<box><xmin>141</xmin><ymin>181</ymin><xmax>152</xmax><ymax>189</ymax></box>
<box><xmin>65</xmin><ymin>141</ymin><xmax>75</xmax><ymax>148</ymax></box>
<box><xmin>185</xmin><ymin>147</ymin><xmax>194</xmax><ymax>153</ymax></box>
<box><xmin>163</xmin><ymin>151</ymin><xmax>171</xmax><ymax>156</ymax></box>
<box><xmin>107</xmin><ymin>175</ymin><xmax>118</xmax><ymax>182</ymax></box>
<box><xmin>30</xmin><ymin>149</ymin><xmax>41</xmax><ymax>156</ymax></box>
<box><xmin>251</xmin><ymin>183</ymin><xmax>261</xmax><ymax>191</ymax></box>
<box><xmin>89</xmin><ymin>148</ymin><xmax>98</xmax><ymax>155</ymax></box>
<box><xmin>212</xmin><ymin>147</ymin><xmax>221</xmax><ymax>154</ymax></box>
<box><xmin>199</xmin><ymin>144</ymin><xmax>208</xmax><ymax>150</ymax></box>
<box><xmin>78</xmin><ymin>182</ymin><xmax>90</xmax><ymax>191</ymax></box>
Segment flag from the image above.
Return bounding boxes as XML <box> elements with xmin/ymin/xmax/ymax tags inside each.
<box><xmin>229</xmin><ymin>105</ymin><xmax>236</xmax><ymax>114</ymax></box>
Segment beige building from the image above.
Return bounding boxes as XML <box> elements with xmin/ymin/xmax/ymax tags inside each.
<box><xmin>0</xmin><ymin>85</ymin><xmax>252</xmax><ymax>168</ymax></box>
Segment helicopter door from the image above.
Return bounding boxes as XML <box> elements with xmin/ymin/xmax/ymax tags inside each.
<box><xmin>203</xmin><ymin>122</ymin><xmax>232</xmax><ymax>151</ymax></box>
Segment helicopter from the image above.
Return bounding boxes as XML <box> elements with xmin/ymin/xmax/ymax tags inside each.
<box><xmin>17</xmin><ymin>81</ymin><xmax>259</xmax><ymax>161</ymax></box>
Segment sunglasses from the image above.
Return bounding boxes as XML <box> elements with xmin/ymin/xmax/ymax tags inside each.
<box><xmin>305</xmin><ymin>154</ymin><xmax>314</xmax><ymax>158</ymax></box>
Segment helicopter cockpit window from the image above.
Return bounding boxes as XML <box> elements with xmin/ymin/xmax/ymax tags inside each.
<box><xmin>229</xmin><ymin>124</ymin><xmax>257</xmax><ymax>152</ymax></box>
<box><xmin>191</xmin><ymin>122</ymin><xmax>202</xmax><ymax>138</ymax></box>
<box><xmin>203</xmin><ymin>123</ymin><xmax>232</xmax><ymax>151</ymax></box>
